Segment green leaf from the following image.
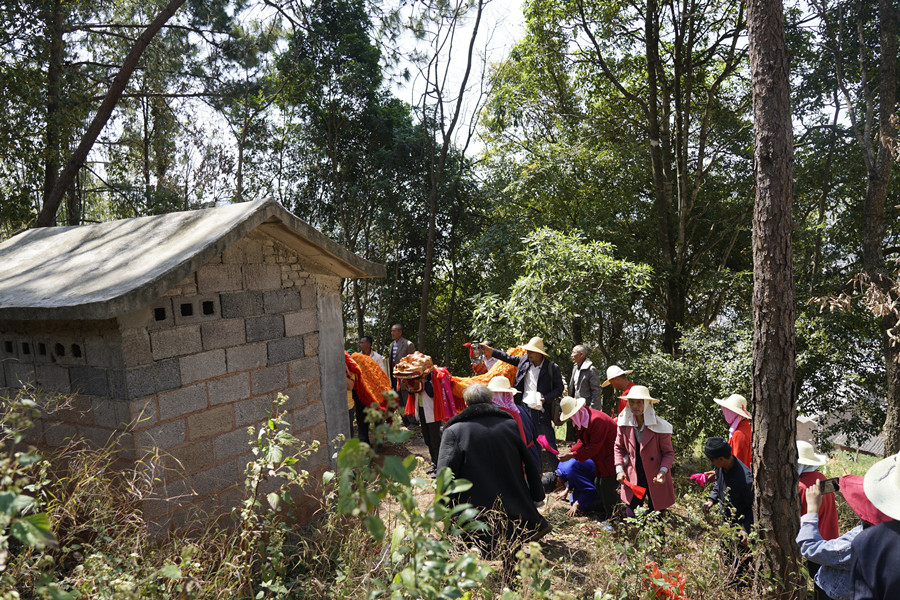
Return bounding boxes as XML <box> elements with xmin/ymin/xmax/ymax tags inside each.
<box><xmin>159</xmin><ymin>564</ymin><xmax>182</xmax><ymax>579</ymax></box>
<box><xmin>380</xmin><ymin>455</ymin><xmax>411</xmax><ymax>486</ymax></box>
<box><xmin>10</xmin><ymin>513</ymin><xmax>56</xmax><ymax>548</ymax></box>
<box><xmin>322</xmin><ymin>470</ymin><xmax>335</xmax><ymax>485</ymax></box>
<box><xmin>365</xmin><ymin>514</ymin><xmax>385</xmax><ymax>541</ymax></box>
<box><xmin>266</xmin><ymin>492</ymin><xmax>280</xmax><ymax>510</ymax></box>
<box><xmin>17</xmin><ymin>451</ymin><xmax>42</xmax><ymax>466</ymax></box>
<box><xmin>0</xmin><ymin>491</ymin><xmax>34</xmax><ymax>515</ymax></box>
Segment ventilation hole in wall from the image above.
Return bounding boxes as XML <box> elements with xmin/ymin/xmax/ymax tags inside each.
<box><xmin>55</xmin><ymin>343</ymin><xmax>65</xmax><ymax>357</ymax></box>
<box><xmin>38</xmin><ymin>343</ymin><xmax>47</xmax><ymax>356</ymax></box>
<box><xmin>202</xmin><ymin>300</ymin><xmax>215</xmax><ymax>315</ymax></box>
<box><xmin>180</xmin><ymin>303</ymin><xmax>193</xmax><ymax>317</ymax></box>
<box><xmin>22</xmin><ymin>342</ymin><xmax>30</xmax><ymax>355</ymax></box>
<box><xmin>154</xmin><ymin>307</ymin><xmax>167</xmax><ymax>321</ymax></box>
<box><xmin>71</xmin><ymin>344</ymin><xmax>82</xmax><ymax>358</ymax></box>
<box><xmin>3</xmin><ymin>341</ymin><xmax>12</xmax><ymax>353</ymax></box>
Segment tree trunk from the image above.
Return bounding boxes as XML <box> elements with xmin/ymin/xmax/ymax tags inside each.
<box><xmin>747</xmin><ymin>0</ymin><xmax>803</xmax><ymax>596</ymax></box>
<box><xmin>41</xmin><ymin>0</ymin><xmax>64</xmax><ymax>223</ymax></box>
<box><xmin>35</xmin><ymin>0</ymin><xmax>187</xmax><ymax>227</ymax></box>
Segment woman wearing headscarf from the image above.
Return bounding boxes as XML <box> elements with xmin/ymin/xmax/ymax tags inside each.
<box><xmin>614</xmin><ymin>385</ymin><xmax>676</xmax><ymax>516</ymax></box>
<box><xmin>486</xmin><ymin>375</ymin><xmax>540</xmax><ymax>471</ymax></box>
<box><xmin>797</xmin><ymin>441</ymin><xmax>839</xmax><ymax>541</ymax></box>
<box><xmin>713</xmin><ymin>394</ymin><xmax>752</xmax><ymax>467</ymax></box>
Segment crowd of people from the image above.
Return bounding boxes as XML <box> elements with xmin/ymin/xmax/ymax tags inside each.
<box><xmin>344</xmin><ymin>327</ymin><xmax>900</xmax><ymax>598</ymax></box>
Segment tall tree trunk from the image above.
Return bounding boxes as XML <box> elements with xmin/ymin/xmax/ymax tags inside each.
<box><xmin>747</xmin><ymin>0</ymin><xmax>803</xmax><ymax>596</ymax></box>
<box><xmin>35</xmin><ymin>0</ymin><xmax>187</xmax><ymax>227</ymax></box>
<box><xmin>42</xmin><ymin>0</ymin><xmax>64</xmax><ymax>222</ymax></box>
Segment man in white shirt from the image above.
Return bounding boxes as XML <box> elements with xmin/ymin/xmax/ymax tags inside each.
<box><xmin>358</xmin><ymin>336</ymin><xmax>388</xmax><ymax>376</ymax></box>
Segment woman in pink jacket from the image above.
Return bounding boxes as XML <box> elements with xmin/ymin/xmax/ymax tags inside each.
<box><xmin>614</xmin><ymin>385</ymin><xmax>676</xmax><ymax>516</ymax></box>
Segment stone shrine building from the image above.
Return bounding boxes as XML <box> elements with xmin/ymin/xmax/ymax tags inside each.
<box><xmin>0</xmin><ymin>199</ymin><xmax>383</xmax><ymax>530</ymax></box>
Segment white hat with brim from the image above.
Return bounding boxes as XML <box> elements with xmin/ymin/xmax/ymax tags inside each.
<box><xmin>796</xmin><ymin>440</ymin><xmax>828</xmax><ymax>466</ymax></box>
<box><xmin>521</xmin><ymin>336</ymin><xmax>549</xmax><ymax>357</ymax></box>
<box><xmin>619</xmin><ymin>384</ymin><xmax>659</xmax><ymax>404</ymax></box>
<box><xmin>863</xmin><ymin>451</ymin><xmax>900</xmax><ymax>521</ymax></box>
<box><xmin>602</xmin><ymin>365</ymin><xmax>633</xmax><ymax>387</ymax></box>
<box><xmin>487</xmin><ymin>376</ymin><xmax>519</xmax><ymax>395</ymax></box>
<box><xmin>713</xmin><ymin>394</ymin><xmax>751</xmax><ymax>419</ymax></box>
<box><xmin>559</xmin><ymin>396</ymin><xmax>586</xmax><ymax>421</ymax></box>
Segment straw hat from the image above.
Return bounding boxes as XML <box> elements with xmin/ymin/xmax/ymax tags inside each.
<box><xmin>559</xmin><ymin>396</ymin><xmax>586</xmax><ymax>421</ymax></box>
<box><xmin>713</xmin><ymin>394</ymin><xmax>751</xmax><ymax>419</ymax></box>
<box><xmin>486</xmin><ymin>376</ymin><xmax>519</xmax><ymax>395</ymax></box>
<box><xmin>796</xmin><ymin>440</ymin><xmax>828</xmax><ymax>466</ymax></box>
<box><xmin>863</xmin><ymin>451</ymin><xmax>900</xmax><ymax>521</ymax></box>
<box><xmin>521</xmin><ymin>336</ymin><xmax>549</xmax><ymax>357</ymax></box>
<box><xmin>602</xmin><ymin>365</ymin><xmax>633</xmax><ymax>387</ymax></box>
<box><xmin>839</xmin><ymin>474</ymin><xmax>892</xmax><ymax>525</ymax></box>
<box><xmin>619</xmin><ymin>385</ymin><xmax>659</xmax><ymax>404</ymax></box>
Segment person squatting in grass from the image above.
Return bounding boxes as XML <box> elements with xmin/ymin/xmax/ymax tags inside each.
<box><xmin>702</xmin><ymin>437</ymin><xmax>754</xmax><ymax>534</ymax></box>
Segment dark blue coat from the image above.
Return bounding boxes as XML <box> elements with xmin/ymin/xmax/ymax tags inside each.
<box><xmin>492</xmin><ymin>348</ymin><xmax>564</xmax><ymax>427</ymax></box>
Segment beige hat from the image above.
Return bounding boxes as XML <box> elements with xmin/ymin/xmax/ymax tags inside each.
<box><xmin>486</xmin><ymin>376</ymin><xmax>519</xmax><ymax>395</ymax></box>
<box><xmin>796</xmin><ymin>440</ymin><xmax>827</xmax><ymax>466</ymax></box>
<box><xmin>521</xmin><ymin>336</ymin><xmax>549</xmax><ymax>357</ymax></box>
<box><xmin>559</xmin><ymin>396</ymin><xmax>586</xmax><ymax>421</ymax></box>
<box><xmin>602</xmin><ymin>365</ymin><xmax>633</xmax><ymax>387</ymax></box>
<box><xmin>620</xmin><ymin>385</ymin><xmax>659</xmax><ymax>403</ymax></box>
<box><xmin>713</xmin><ymin>394</ymin><xmax>751</xmax><ymax>419</ymax></box>
<box><xmin>863</xmin><ymin>451</ymin><xmax>900</xmax><ymax>521</ymax></box>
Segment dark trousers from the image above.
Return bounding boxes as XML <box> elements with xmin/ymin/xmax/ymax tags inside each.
<box><xmin>399</xmin><ymin>389</ymin><xmax>419</xmax><ymax>427</ymax></box>
<box><xmin>596</xmin><ymin>474</ymin><xmax>620</xmax><ymax>519</ymax></box>
<box><xmin>532</xmin><ymin>418</ymin><xmax>559</xmax><ymax>470</ymax></box>
<box><xmin>625</xmin><ymin>451</ymin><xmax>655</xmax><ymax>517</ymax></box>
<box><xmin>353</xmin><ymin>398</ymin><xmax>371</xmax><ymax>445</ymax></box>
<box><xmin>418</xmin><ymin>406</ymin><xmax>442</xmax><ymax>466</ymax></box>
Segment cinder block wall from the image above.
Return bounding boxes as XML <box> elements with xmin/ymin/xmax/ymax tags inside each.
<box><xmin>0</xmin><ymin>229</ymin><xmax>334</xmax><ymax>531</ymax></box>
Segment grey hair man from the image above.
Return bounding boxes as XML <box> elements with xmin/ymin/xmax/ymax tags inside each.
<box><xmin>566</xmin><ymin>344</ymin><xmax>602</xmax><ymax>442</ymax></box>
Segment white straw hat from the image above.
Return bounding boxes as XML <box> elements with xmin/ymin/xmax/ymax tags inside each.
<box><xmin>863</xmin><ymin>451</ymin><xmax>900</xmax><ymax>521</ymax></box>
<box><xmin>713</xmin><ymin>394</ymin><xmax>751</xmax><ymax>419</ymax></box>
<box><xmin>559</xmin><ymin>396</ymin><xmax>586</xmax><ymax>421</ymax></box>
<box><xmin>486</xmin><ymin>376</ymin><xmax>519</xmax><ymax>395</ymax></box>
<box><xmin>602</xmin><ymin>365</ymin><xmax>633</xmax><ymax>387</ymax></box>
<box><xmin>796</xmin><ymin>440</ymin><xmax>827</xmax><ymax>466</ymax></box>
<box><xmin>619</xmin><ymin>385</ymin><xmax>659</xmax><ymax>404</ymax></box>
<box><xmin>521</xmin><ymin>337</ymin><xmax>549</xmax><ymax>357</ymax></box>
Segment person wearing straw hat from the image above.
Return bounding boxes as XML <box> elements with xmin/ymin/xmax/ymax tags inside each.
<box><xmin>557</xmin><ymin>395</ymin><xmax>619</xmax><ymax>519</ymax></box>
<box><xmin>613</xmin><ymin>385</ymin><xmax>676</xmax><ymax>516</ymax></box>
<box><xmin>797</xmin><ymin>441</ymin><xmax>839</xmax><ymax>541</ymax></box>
<box><xmin>798</xmin><ymin>474</ymin><xmax>892</xmax><ymax>600</ymax></box>
<box><xmin>713</xmin><ymin>393</ymin><xmax>753</xmax><ymax>467</ymax></box>
<box><xmin>849</xmin><ymin>451</ymin><xmax>900</xmax><ymax>599</ymax></box>
<box><xmin>487</xmin><ymin>375</ymin><xmax>540</xmax><ymax>470</ymax></box>
<box><xmin>483</xmin><ymin>337</ymin><xmax>564</xmax><ymax>469</ymax></box>
<box><xmin>702</xmin><ymin>437</ymin><xmax>754</xmax><ymax>534</ymax></box>
<box><xmin>602</xmin><ymin>365</ymin><xmax>634</xmax><ymax>416</ymax></box>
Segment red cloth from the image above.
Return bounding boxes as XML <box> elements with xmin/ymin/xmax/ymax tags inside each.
<box><xmin>615</xmin><ymin>381</ymin><xmax>634</xmax><ymax>415</ymax></box>
<box><xmin>570</xmin><ymin>408</ymin><xmax>617</xmax><ymax>477</ymax></box>
<box><xmin>346</xmin><ymin>352</ymin><xmax>387</xmax><ymax>410</ymax></box>
<box><xmin>799</xmin><ymin>471</ymin><xmax>839</xmax><ymax>541</ymax></box>
<box><xmin>499</xmin><ymin>407</ymin><xmax>530</xmax><ymax>448</ymax></box>
<box><xmin>729</xmin><ymin>419</ymin><xmax>752</xmax><ymax>467</ymax></box>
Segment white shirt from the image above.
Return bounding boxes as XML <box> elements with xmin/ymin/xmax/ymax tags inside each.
<box><xmin>483</xmin><ymin>355</ymin><xmax>498</xmax><ymax>370</ymax></box>
<box><xmin>523</xmin><ymin>362</ymin><xmax>542</xmax><ymax>409</ymax></box>
<box><xmin>368</xmin><ymin>351</ymin><xmax>388</xmax><ymax>376</ymax></box>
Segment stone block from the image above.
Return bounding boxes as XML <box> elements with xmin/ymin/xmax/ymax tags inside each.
<box><xmin>78</xmin><ymin>424</ymin><xmax>117</xmax><ymax>449</ymax></box>
<box><xmin>124</xmin><ymin>366</ymin><xmax>156</xmax><ymax>399</ymax></box>
<box><xmin>234</xmin><ymin>395</ymin><xmax>274</xmax><ymax>427</ymax></box>
<box><xmin>267</xmin><ymin>336</ymin><xmax>304</xmax><ymax>366</ymax></box>
<box><xmin>243</xmin><ymin>237</ymin><xmax>264</xmax><ymax>264</ymax></box>
<box><xmin>221</xmin><ymin>244</ymin><xmax>245</xmax><ymax>264</ymax></box>
<box><xmin>300</xmin><ymin>284</ymin><xmax>317</xmax><ymax>309</ymax></box>
<box><xmin>201</xmin><ymin>318</ymin><xmax>245</xmax><ymax>350</ymax></box>
<box><xmin>289</xmin><ymin>356</ymin><xmax>319</xmax><ymax>385</ymax></box>
<box><xmin>306</xmin><ymin>378</ymin><xmax>322</xmax><ymax>405</ymax></box>
<box><xmin>251</xmin><ymin>364</ymin><xmax>289</xmax><ymax>396</ymax></box>
<box><xmin>3</xmin><ymin>361</ymin><xmax>35</xmax><ymax>388</ymax></box>
<box><xmin>34</xmin><ymin>363</ymin><xmax>70</xmax><ymax>393</ymax></box>
<box><xmin>154</xmin><ymin>358</ymin><xmax>182</xmax><ymax>392</ymax></box>
<box><xmin>50</xmin><ymin>394</ymin><xmax>93</xmax><ymax>424</ymax></box>
<box><xmin>303</xmin><ymin>333</ymin><xmax>318</xmax><ymax>357</ymax></box>
<box><xmin>22</xmin><ymin>419</ymin><xmax>43</xmax><ymax>445</ymax></box>
<box><xmin>208</xmin><ymin>372</ymin><xmax>251</xmax><ymax>405</ymax></box>
<box><xmin>243</xmin><ymin>264</ymin><xmax>282</xmax><ymax>291</ymax></box>
<box><xmin>144</xmin><ymin>299</ymin><xmax>174</xmax><ymax>331</ymax></box>
<box><xmin>137</xmin><ymin>419</ymin><xmax>186</xmax><ymax>452</ymax></box>
<box><xmin>283</xmin><ymin>309</ymin><xmax>317</xmax><ymax>337</ymax></box>
<box><xmin>214</xmin><ymin>426</ymin><xmax>253</xmax><ymax>462</ymax></box>
<box><xmin>188</xmin><ymin>458</ymin><xmax>241</xmax><ymax>499</ymax></box>
<box><xmin>158</xmin><ymin>383</ymin><xmax>207</xmax><ymax>421</ymax></box>
<box><xmin>263</xmin><ymin>289</ymin><xmax>301</xmax><ymax>314</ymax></box>
<box><xmin>180</xmin><ymin>349</ymin><xmax>226</xmax><ymax>384</ymax></box>
<box><xmin>150</xmin><ymin>326</ymin><xmax>202</xmax><ymax>360</ymax></box>
<box><xmin>70</xmin><ymin>366</ymin><xmax>109</xmax><ymax>397</ymax></box>
<box><xmin>173</xmin><ymin>294</ymin><xmax>220</xmax><ymax>326</ymax></box>
<box><xmin>292</xmin><ymin>400</ymin><xmax>325</xmax><ymax>429</ymax></box>
<box><xmin>220</xmin><ymin>291</ymin><xmax>263</xmax><ymax>319</ymax></box>
<box><xmin>245</xmin><ymin>315</ymin><xmax>284</xmax><ymax>343</ymax></box>
<box><xmin>280</xmin><ymin>384</ymin><xmax>308</xmax><ymax>410</ymax></box>
<box><xmin>92</xmin><ymin>397</ymin><xmax>133</xmax><ymax>429</ymax></box>
<box><xmin>120</xmin><ymin>329</ymin><xmax>153</xmax><ymax>367</ymax></box>
<box><xmin>128</xmin><ymin>398</ymin><xmax>158</xmax><ymax>429</ymax></box>
<box><xmin>196</xmin><ymin>264</ymin><xmax>242</xmax><ymax>294</ymax></box>
<box><xmin>83</xmin><ymin>336</ymin><xmax>123</xmax><ymax>369</ymax></box>
<box><xmin>226</xmin><ymin>342</ymin><xmax>267</xmax><ymax>373</ymax></box>
<box><xmin>167</xmin><ymin>439</ymin><xmax>215</xmax><ymax>475</ymax></box>
<box><xmin>44</xmin><ymin>421</ymin><xmax>78</xmax><ymax>447</ymax></box>
<box><xmin>187</xmin><ymin>405</ymin><xmax>234</xmax><ymax>441</ymax></box>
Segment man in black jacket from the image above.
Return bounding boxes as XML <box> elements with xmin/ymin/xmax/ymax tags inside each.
<box><xmin>482</xmin><ymin>337</ymin><xmax>564</xmax><ymax>469</ymax></box>
<box><xmin>437</xmin><ymin>384</ymin><xmax>550</xmax><ymax>551</ymax></box>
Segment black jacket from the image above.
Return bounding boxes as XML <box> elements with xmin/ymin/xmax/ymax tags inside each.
<box><xmin>492</xmin><ymin>348</ymin><xmax>564</xmax><ymax>426</ymax></box>
<box><xmin>437</xmin><ymin>403</ymin><xmax>545</xmax><ymax>525</ymax></box>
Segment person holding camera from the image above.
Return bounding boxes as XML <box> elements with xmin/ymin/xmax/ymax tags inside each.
<box><xmin>797</xmin><ymin>441</ymin><xmax>839</xmax><ymax>541</ymax></box>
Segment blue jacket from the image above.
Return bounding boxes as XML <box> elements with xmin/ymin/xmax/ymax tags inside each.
<box><xmin>492</xmin><ymin>348</ymin><xmax>564</xmax><ymax>426</ymax></box>
<box><xmin>850</xmin><ymin>520</ymin><xmax>900</xmax><ymax>600</ymax></box>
